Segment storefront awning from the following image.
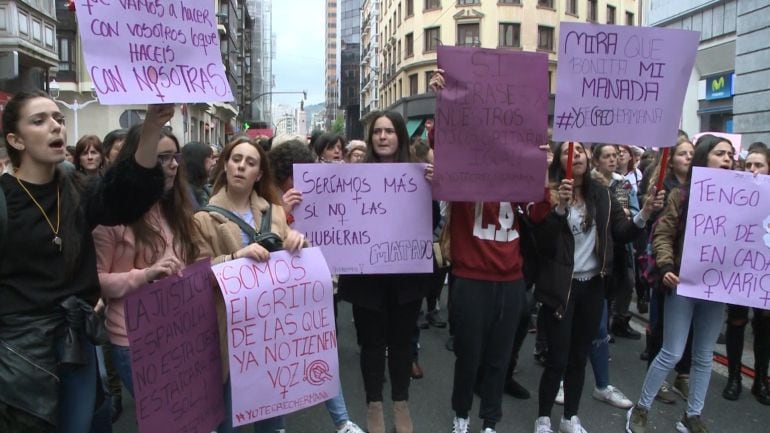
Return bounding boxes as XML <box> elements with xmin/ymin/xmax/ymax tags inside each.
<box><xmin>406</xmin><ymin>119</ymin><xmax>424</xmax><ymax>138</ymax></box>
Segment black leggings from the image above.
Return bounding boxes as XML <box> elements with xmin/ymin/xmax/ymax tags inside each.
<box><xmin>353</xmin><ymin>294</ymin><xmax>421</xmax><ymax>403</ymax></box>
<box><xmin>538</xmin><ymin>276</ymin><xmax>605</xmax><ymax>419</ymax></box>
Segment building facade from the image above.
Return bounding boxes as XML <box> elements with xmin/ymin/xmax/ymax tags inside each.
<box><xmin>360</xmin><ymin>0</ymin><xmax>380</xmax><ymax>117</ymax></box>
<box><xmin>647</xmin><ymin>0</ymin><xmax>770</xmax><ymax>145</ymax></box>
<box><xmin>249</xmin><ymin>0</ymin><xmax>274</xmax><ymax>127</ymax></box>
<box><xmin>340</xmin><ymin>0</ymin><xmax>363</xmax><ymax>139</ymax></box>
<box><xmin>370</xmin><ymin>0</ymin><xmax>640</xmax><ymax>137</ymax></box>
<box><xmin>325</xmin><ymin>0</ymin><xmax>339</xmax><ymax>129</ymax></box>
<box><xmin>0</xmin><ymin>0</ymin><xmax>59</xmax><ymax>107</ymax></box>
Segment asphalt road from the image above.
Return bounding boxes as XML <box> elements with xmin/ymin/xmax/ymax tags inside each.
<box><xmin>114</xmin><ymin>296</ymin><xmax>770</xmax><ymax>433</ymax></box>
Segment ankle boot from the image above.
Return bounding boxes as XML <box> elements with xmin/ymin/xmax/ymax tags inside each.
<box><xmin>393</xmin><ymin>401</ymin><xmax>413</xmax><ymax>433</ymax></box>
<box><xmin>752</xmin><ymin>317</ymin><xmax>770</xmax><ymax>405</ymax></box>
<box><xmin>723</xmin><ymin>323</ymin><xmax>745</xmax><ymax>400</ymax></box>
<box><xmin>366</xmin><ymin>401</ymin><xmax>385</xmax><ymax>433</ymax></box>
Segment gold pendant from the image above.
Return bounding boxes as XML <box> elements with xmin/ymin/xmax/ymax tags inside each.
<box><xmin>53</xmin><ymin>236</ymin><xmax>62</xmax><ymax>252</ymax></box>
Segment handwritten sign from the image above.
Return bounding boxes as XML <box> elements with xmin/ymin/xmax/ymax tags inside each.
<box><xmin>212</xmin><ymin>249</ymin><xmax>338</xmax><ymax>426</ymax></box>
<box><xmin>679</xmin><ymin>167</ymin><xmax>770</xmax><ymax>308</ymax></box>
<box><xmin>692</xmin><ymin>132</ymin><xmax>742</xmax><ymax>160</ymax></box>
<box><xmin>553</xmin><ymin>22</ymin><xmax>698</xmax><ymax>148</ymax></box>
<box><xmin>75</xmin><ymin>0</ymin><xmax>233</xmax><ymax>104</ymax></box>
<box><xmin>292</xmin><ymin>163</ymin><xmax>433</xmax><ymax>274</ymax></box>
<box><xmin>124</xmin><ymin>259</ymin><xmax>224</xmax><ymax>433</ymax></box>
<box><xmin>432</xmin><ymin>46</ymin><xmax>549</xmax><ymax>202</ymax></box>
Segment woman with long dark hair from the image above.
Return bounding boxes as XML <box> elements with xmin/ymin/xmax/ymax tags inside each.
<box><xmin>722</xmin><ymin>146</ymin><xmax>770</xmax><ymax>404</ymax></box>
<box><xmin>0</xmin><ymin>90</ymin><xmax>171</xmax><ymax>433</ymax></box>
<box><xmin>627</xmin><ymin>135</ymin><xmax>735</xmax><ymax>433</ymax></box>
<box><xmin>92</xmin><ymin>128</ymin><xmax>198</xmax><ymax>396</ymax></box>
<box><xmin>193</xmin><ymin>136</ymin><xmax>304</xmax><ymax>433</ymax></box>
<box><xmin>181</xmin><ymin>141</ymin><xmax>215</xmax><ymax>208</ymax></box>
<box><xmin>338</xmin><ymin>111</ymin><xmax>431</xmax><ymax>433</ymax></box>
<box><xmin>532</xmin><ymin>141</ymin><xmax>663</xmax><ymax>433</ymax></box>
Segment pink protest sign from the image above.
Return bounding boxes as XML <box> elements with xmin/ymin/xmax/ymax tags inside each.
<box><xmin>124</xmin><ymin>259</ymin><xmax>224</xmax><ymax>433</ymax></box>
<box><xmin>553</xmin><ymin>22</ymin><xmax>699</xmax><ymax>148</ymax></box>
<box><xmin>75</xmin><ymin>0</ymin><xmax>233</xmax><ymax>104</ymax></box>
<box><xmin>692</xmin><ymin>132</ymin><xmax>742</xmax><ymax>160</ymax></box>
<box><xmin>292</xmin><ymin>163</ymin><xmax>433</xmax><ymax>274</ymax></box>
<box><xmin>679</xmin><ymin>167</ymin><xmax>770</xmax><ymax>308</ymax></box>
<box><xmin>432</xmin><ymin>46</ymin><xmax>549</xmax><ymax>202</ymax></box>
<box><xmin>211</xmin><ymin>248</ymin><xmax>339</xmax><ymax>426</ymax></box>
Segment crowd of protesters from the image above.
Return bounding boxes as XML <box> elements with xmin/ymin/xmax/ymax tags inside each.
<box><xmin>1</xmin><ymin>73</ymin><xmax>769</xmax><ymax>433</ymax></box>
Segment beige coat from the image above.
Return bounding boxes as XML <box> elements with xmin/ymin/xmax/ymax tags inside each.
<box><xmin>193</xmin><ymin>189</ymin><xmax>291</xmax><ymax>381</ymax></box>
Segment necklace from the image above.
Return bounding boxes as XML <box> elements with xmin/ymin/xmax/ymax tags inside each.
<box><xmin>15</xmin><ymin>176</ymin><xmax>62</xmax><ymax>252</ymax></box>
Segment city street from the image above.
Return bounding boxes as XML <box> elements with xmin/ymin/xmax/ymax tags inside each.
<box><xmin>114</xmin><ymin>292</ymin><xmax>770</xmax><ymax>433</ymax></box>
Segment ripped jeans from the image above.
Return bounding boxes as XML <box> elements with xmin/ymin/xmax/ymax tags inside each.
<box><xmin>589</xmin><ymin>301</ymin><xmax>611</xmax><ymax>390</ymax></box>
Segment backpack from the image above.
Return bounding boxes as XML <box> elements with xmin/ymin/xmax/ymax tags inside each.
<box><xmin>636</xmin><ymin>187</ymin><xmax>688</xmax><ymax>288</ymax></box>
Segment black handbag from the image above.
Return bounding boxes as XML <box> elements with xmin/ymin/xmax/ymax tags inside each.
<box><xmin>203</xmin><ymin>204</ymin><xmax>284</xmax><ymax>252</ymax></box>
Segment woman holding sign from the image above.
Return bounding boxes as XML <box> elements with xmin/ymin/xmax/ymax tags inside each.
<box><xmin>0</xmin><ymin>91</ymin><xmax>170</xmax><ymax>433</ymax></box>
<box><xmin>532</xmin><ymin>141</ymin><xmax>664</xmax><ymax>433</ymax></box>
<box><xmin>627</xmin><ymin>135</ymin><xmax>735</xmax><ymax>433</ymax></box>
<box><xmin>338</xmin><ymin>111</ymin><xmax>432</xmax><ymax>433</ymax></box>
<box><xmin>92</xmin><ymin>127</ymin><xmax>197</xmax><ymax>397</ymax></box>
<box><xmin>722</xmin><ymin>146</ymin><xmax>770</xmax><ymax>405</ymax></box>
<box><xmin>193</xmin><ymin>136</ymin><xmax>304</xmax><ymax>433</ymax></box>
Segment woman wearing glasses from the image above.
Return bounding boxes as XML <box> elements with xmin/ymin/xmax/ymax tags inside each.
<box><xmin>92</xmin><ymin>127</ymin><xmax>199</xmax><ymax>396</ymax></box>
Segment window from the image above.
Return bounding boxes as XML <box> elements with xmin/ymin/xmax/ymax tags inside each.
<box><xmin>406</xmin><ymin>0</ymin><xmax>414</xmax><ymax>16</ymax></box>
<box><xmin>587</xmin><ymin>0</ymin><xmax>597</xmax><ymax>21</ymax></box>
<box><xmin>409</xmin><ymin>74</ymin><xmax>419</xmax><ymax>95</ymax></box>
<box><xmin>626</xmin><ymin>11</ymin><xmax>634</xmax><ymax>25</ymax></box>
<box><xmin>537</xmin><ymin>26</ymin><xmax>554</xmax><ymax>51</ymax></box>
<box><xmin>397</xmin><ymin>40</ymin><xmax>402</xmax><ymax>63</ymax></box>
<box><xmin>57</xmin><ymin>36</ymin><xmax>75</xmax><ymax>79</ymax></box>
<box><xmin>457</xmin><ymin>0</ymin><xmax>480</xmax><ymax>5</ymax></box>
<box><xmin>566</xmin><ymin>0</ymin><xmax>577</xmax><ymax>15</ymax></box>
<box><xmin>457</xmin><ymin>23</ymin><xmax>480</xmax><ymax>47</ymax></box>
<box><xmin>398</xmin><ymin>3</ymin><xmax>401</xmax><ymax>24</ymax></box>
<box><xmin>405</xmin><ymin>33</ymin><xmax>414</xmax><ymax>57</ymax></box>
<box><xmin>425</xmin><ymin>0</ymin><xmax>441</xmax><ymax>10</ymax></box>
<box><xmin>499</xmin><ymin>0</ymin><xmax>521</xmax><ymax>4</ymax></box>
<box><xmin>499</xmin><ymin>23</ymin><xmax>521</xmax><ymax>48</ymax></box>
<box><xmin>607</xmin><ymin>5</ymin><xmax>616</xmax><ymax>24</ymax></box>
<box><xmin>425</xmin><ymin>71</ymin><xmax>434</xmax><ymax>92</ymax></box>
<box><xmin>537</xmin><ymin>0</ymin><xmax>553</xmax><ymax>8</ymax></box>
<box><xmin>424</xmin><ymin>27</ymin><xmax>440</xmax><ymax>52</ymax></box>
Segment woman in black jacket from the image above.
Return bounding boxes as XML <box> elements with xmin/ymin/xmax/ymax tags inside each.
<box><xmin>532</xmin><ymin>141</ymin><xmax>663</xmax><ymax>433</ymax></box>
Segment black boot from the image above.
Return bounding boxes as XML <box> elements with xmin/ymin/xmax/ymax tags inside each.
<box><xmin>611</xmin><ymin>315</ymin><xmax>641</xmax><ymax>340</ymax></box>
<box><xmin>723</xmin><ymin>322</ymin><xmax>745</xmax><ymax>400</ymax></box>
<box><xmin>752</xmin><ymin>316</ymin><xmax>770</xmax><ymax>405</ymax></box>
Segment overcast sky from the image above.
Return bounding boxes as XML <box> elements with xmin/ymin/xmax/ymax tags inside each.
<box><xmin>271</xmin><ymin>0</ymin><xmax>325</xmax><ymax>114</ymax></box>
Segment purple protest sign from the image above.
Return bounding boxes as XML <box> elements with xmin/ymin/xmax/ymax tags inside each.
<box><xmin>75</xmin><ymin>0</ymin><xmax>233</xmax><ymax>104</ymax></box>
<box><xmin>292</xmin><ymin>163</ymin><xmax>433</xmax><ymax>274</ymax></box>
<box><xmin>432</xmin><ymin>46</ymin><xmax>549</xmax><ymax>202</ymax></box>
<box><xmin>553</xmin><ymin>22</ymin><xmax>699</xmax><ymax>148</ymax></box>
<box><xmin>124</xmin><ymin>259</ymin><xmax>224</xmax><ymax>433</ymax></box>
<box><xmin>211</xmin><ymin>248</ymin><xmax>339</xmax><ymax>426</ymax></box>
<box><xmin>679</xmin><ymin>167</ymin><xmax>770</xmax><ymax>308</ymax></box>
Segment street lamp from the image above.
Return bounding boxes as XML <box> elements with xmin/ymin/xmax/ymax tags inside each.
<box><xmin>48</xmin><ymin>79</ymin><xmax>99</xmax><ymax>143</ymax></box>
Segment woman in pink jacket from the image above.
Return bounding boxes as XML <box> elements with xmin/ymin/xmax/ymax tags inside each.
<box><xmin>92</xmin><ymin>127</ymin><xmax>199</xmax><ymax>395</ymax></box>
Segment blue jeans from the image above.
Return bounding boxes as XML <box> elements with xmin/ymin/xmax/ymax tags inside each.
<box><xmin>325</xmin><ymin>387</ymin><xmax>350</xmax><ymax>427</ymax></box>
<box><xmin>218</xmin><ymin>378</ymin><xmax>285</xmax><ymax>433</ymax></box>
<box><xmin>56</xmin><ymin>336</ymin><xmax>97</xmax><ymax>433</ymax></box>
<box><xmin>637</xmin><ymin>290</ymin><xmax>724</xmax><ymax>416</ymax></box>
<box><xmin>589</xmin><ymin>301</ymin><xmax>610</xmax><ymax>390</ymax></box>
<box><xmin>110</xmin><ymin>344</ymin><xmax>134</xmax><ymax>397</ymax></box>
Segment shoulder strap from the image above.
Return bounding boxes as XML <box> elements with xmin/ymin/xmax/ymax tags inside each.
<box><xmin>202</xmin><ymin>205</ymin><xmax>260</xmax><ymax>242</ymax></box>
<box><xmin>260</xmin><ymin>203</ymin><xmax>272</xmax><ymax>234</ymax></box>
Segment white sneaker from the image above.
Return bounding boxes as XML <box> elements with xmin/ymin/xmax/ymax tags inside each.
<box><xmin>592</xmin><ymin>385</ymin><xmax>633</xmax><ymax>409</ymax></box>
<box><xmin>336</xmin><ymin>420</ymin><xmax>365</xmax><ymax>433</ymax></box>
<box><xmin>452</xmin><ymin>416</ymin><xmax>470</xmax><ymax>433</ymax></box>
<box><xmin>555</xmin><ymin>381</ymin><xmax>565</xmax><ymax>405</ymax></box>
<box><xmin>534</xmin><ymin>417</ymin><xmax>554</xmax><ymax>433</ymax></box>
<box><xmin>481</xmin><ymin>429</ymin><xmax>497</xmax><ymax>433</ymax></box>
<box><xmin>559</xmin><ymin>415</ymin><xmax>588</xmax><ymax>433</ymax></box>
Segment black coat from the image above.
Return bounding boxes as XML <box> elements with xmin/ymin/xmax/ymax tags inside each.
<box><xmin>533</xmin><ymin>181</ymin><xmax>644</xmax><ymax>316</ymax></box>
